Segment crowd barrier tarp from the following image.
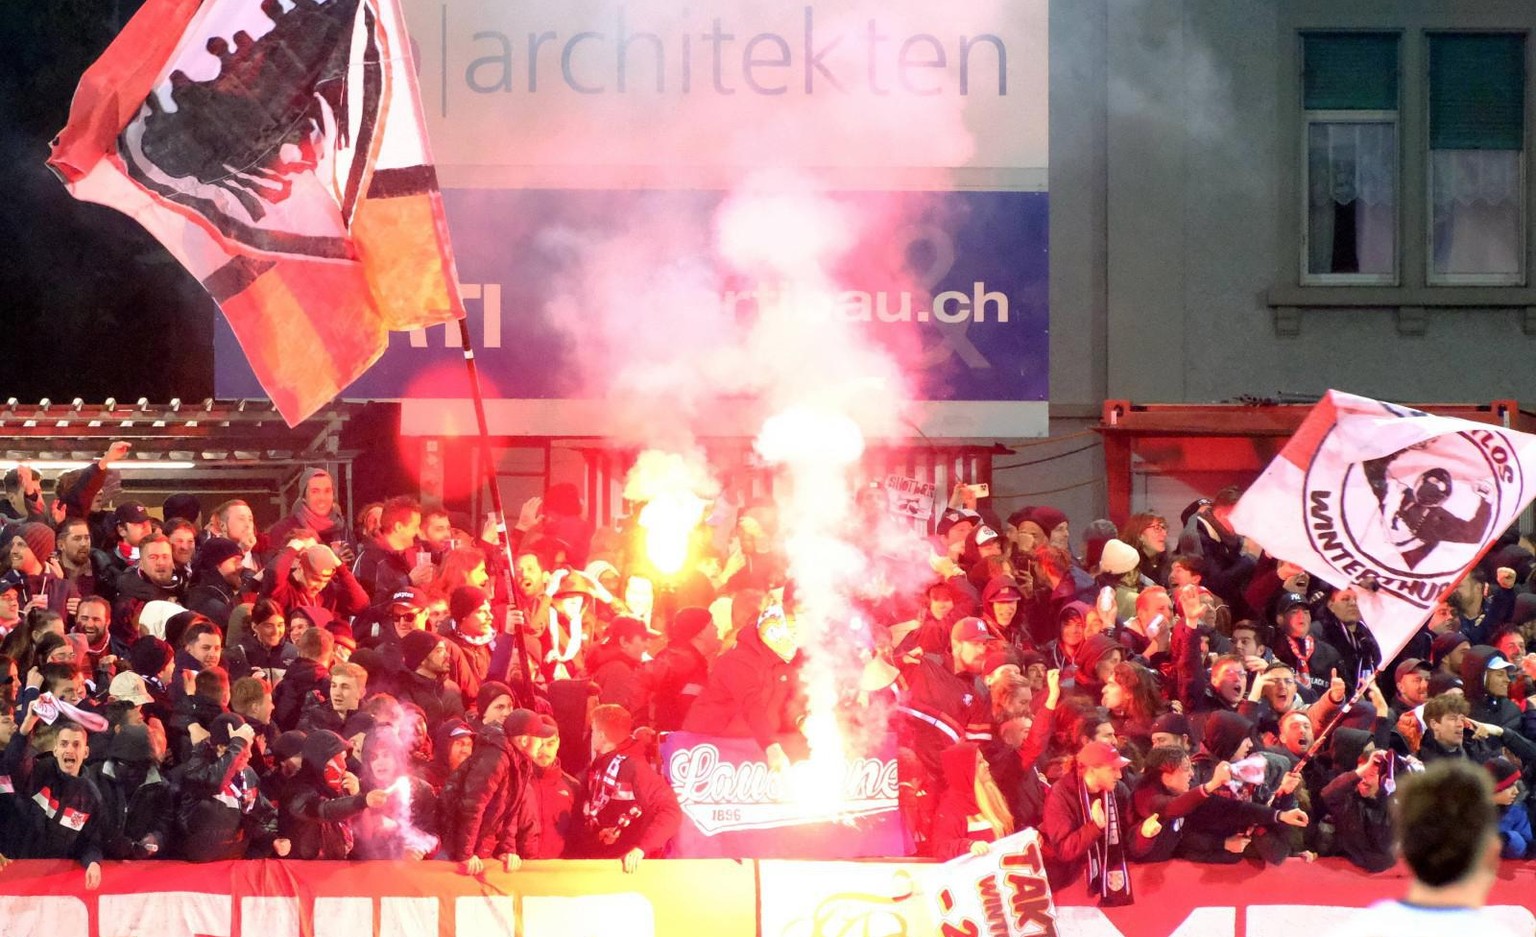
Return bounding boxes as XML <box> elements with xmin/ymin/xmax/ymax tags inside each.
<box><xmin>659</xmin><ymin>730</ymin><xmax>908</xmax><ymax>859</ymax></box>
<box><xmin>5</xmin><ymin>856</ymin><xmax>1536</xmax><ymax>937</ymax></box>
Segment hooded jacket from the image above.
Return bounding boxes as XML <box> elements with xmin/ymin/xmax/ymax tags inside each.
<box><xmin>1072</xmin><ymin>633</ymin><xmax>1123</xmax><ymax>703</ymax></box>
<box><xmin>927</xmin><ymin>742</ymin><xmax>1004</xmax><ymax>859</ymax></box>
<box><xmin>1320</xmin><ymin>750</ymin><xmax>1395</xmax><ymax>873</ymax></box>
<box><xmin>683</xmin><ymin>621</ymin><xmax>802</xmax><ymax>751</ymax></box>
<box><xmin>1181</xmin><ymin>712</ymin><xmax>1295</xmax><ymax>862</ymax></box>
<box><xmin>1460</xmin><ymin>646</ymin><xmax>1536</xmax><ymax>763</ymax></box>
<box><xmin>87</xmin><ymin>727</ymin><xmax>175</xmax><ymax>860</ymax></box>
<box><xmin>439</xmin><ymin>724</ymin><xmax>539</xmax><ymax>861</ymax></box>
<box><xmin>273</xmin><ymin>657</ymin><xmax>330</xmax><ymax>732</ymax></box>
<box><xmin>185</xmin><ymin>566</ymin><xmax>240</xmax><ymax>630</ymax></box>
<box><xmin>283</xmin><ymin>730</ymin><xmax>371</xmax><ymax>859</ymax></box>
<box><xmin>979</xmin><ymin>575</ymin><xmax>1030</xmax><ymax>647</ymax></box>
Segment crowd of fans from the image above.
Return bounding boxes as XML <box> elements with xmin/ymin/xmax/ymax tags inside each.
<box><xmin>2</xmin><ymin>443</ymin><xmax>1535</xmax><ymax>903</ymax></box>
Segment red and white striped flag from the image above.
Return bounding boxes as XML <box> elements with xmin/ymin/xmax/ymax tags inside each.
<box><xmin>1231</xmin><ymin>391</ymin><xmax>1536</xmax><ymax>662</ymax></box>
<box><xmin>47</xmin><ymin>0</ymin><xmax>463</xmax><ymax>426</ymax></box>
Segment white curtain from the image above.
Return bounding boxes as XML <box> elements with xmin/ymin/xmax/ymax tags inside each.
<box><xmin>1431</xmin><ymin>149</ymin><xmax>1522</xmax><ymax>278</ymax></box>
<box><xmin>1307</xmin><ymin>122</ymin><xmax>1396</xmax><ymax>276</ymax></box>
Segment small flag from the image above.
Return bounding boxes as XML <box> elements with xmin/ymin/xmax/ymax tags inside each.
<box><xmin>48</xmin><ymin>0</ymin><xmax>463</xmax><ymax>425</ymax></box>
<box><xmin>1231</xmin><ymin>390</ymin><xmax>1536</xmax><ymax>661</ymax></box>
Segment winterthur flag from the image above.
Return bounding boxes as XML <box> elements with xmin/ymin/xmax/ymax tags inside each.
<box><xmin>1232</xmin><ymin>390</ymin><xmax>1536</xmax><ymax>662</ymax></box>
<box><xmin>47</xmin><ymin>0</ymin><xmax>463</xmax><ymax>426</ymax></box>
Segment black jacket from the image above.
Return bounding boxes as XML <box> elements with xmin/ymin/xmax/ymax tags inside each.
<box><xmin>638</xmin><ymin>640</ymin><xmax>709</xmax><ymax>731</ymax></box>
<box><xmin>351</xmin><ymin>541</ymin><xmax>416</xmax><ymax>603</ymax></box>
<box><xmin>185</xmin><ymin>569</ymin><xmax>240</xmax><ymax>630</ymax></box>
<box><xmin>590</xmin><ymin>643</ymin><xmax>648</xmax><ymax>719</ymax></box>
<box><xmin>283</xmin><ymin>731</ymin><xmax>371</xmax><ymax>859</ymax></box>
<box><xmin>173</xmin><ymin>737</ymin><xmax>281</xmax><ymax>861</ymax></box>
<box><xmin>223</xmin><ymin>637</ymin><xmax>299</xmax><ymax>687</ymax></box>
<box><xmin>1</xmin><ymin>734</ymin><xmax>104</xmax><ymax>867</ymax></box>
<box><xmin>273</xmin><ymin>657</ymin><xmax>330</xmax><ymax>731</ymax></box>
<box><xmin>88</xmin><ymin>759</ymin><xmax>175</xmax><ymax>860</ymax></box>
<box><xmin>439</xmin><ymin>724</ymin><xmax>538</xmax><ymax>861</ymax></box>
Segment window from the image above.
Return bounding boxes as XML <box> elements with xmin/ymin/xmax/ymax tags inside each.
<box><xmin>1428</xmin><ymin>33</ymin><xmax>1525</xmax><ymax>285</ymax></box>
<box><xmin>1302</xmin><ymin>33</ymin><xmax>1400</xmax><ymax>284</ymax></box>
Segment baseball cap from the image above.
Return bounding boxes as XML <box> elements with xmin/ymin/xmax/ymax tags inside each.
<box><xmin>389</xmin><ymin>587</ymin><xmax>428</xmax><ymax>610</ymax></box>
<box><xmin>1150</xmin><ymin>712</ymin><xmax>1192</xmax><ymax>738</ymax></box>
<box><xmin>113</xmin><ymin>501</ymin><xmax>151</xmax><ymax>526</ymax></box>
<box><xmin>950</xmin><ymin>617</ymin><xmax>992</xmax><ymax>644</ymax></box>
<box><xmin>1393</xmin><ymin>658</ymin><xmax>1432</xmax><ymax>682</ymax></box>
<box><xmin>1486</xmin><ymin>655</ymin><xmax>1514</xmax><ymax>671</ymax></box>
<box><xmin>0</xmin><ymin>570</ymin><xmax>26</xmax><ymax>598</ymax></box>
<box><xmin>974</xmin><ymin>526</ymin><xmax>1000</xmax><ymax>547</ymax></box>
<box><xmin>108</xmin><ymin>671</ymin><xmax>155</xmax><ymax>706</ymax></box>
<box><xmin>302</xmin><ymin>545</ymin><xmax>342</xmax><ymax>573</ymax></box>
<box><xmin>1078</xmin><ymin>740</ymin><xmax>1132</xmax><ymax>769</ymax></box>
<box><xmin>936</xmin><ymin>508</ymin><xmax>980</xmax><ymax>535</ymax></box>
<box><xmin>1276</xmin><ymin>592</ymin><xmax>1309</xmax><ymax>614</ymax></box>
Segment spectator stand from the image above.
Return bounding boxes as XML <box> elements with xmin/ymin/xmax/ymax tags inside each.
<box><xmin>0</xmin><ymin>398</ymin><xmax>361</xmax><ymax>526</ymax></box>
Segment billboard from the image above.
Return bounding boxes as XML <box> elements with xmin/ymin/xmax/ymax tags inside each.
<box><xmin>214</xmin><ymin>0</ymin><xmax>1049</xmax><ymax>437</ymax></box>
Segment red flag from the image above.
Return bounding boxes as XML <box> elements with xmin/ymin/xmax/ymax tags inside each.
<box><xmin>47</xmin><ymin>0</ymin><xmax>463</xmax><ymax>426</ymax></box>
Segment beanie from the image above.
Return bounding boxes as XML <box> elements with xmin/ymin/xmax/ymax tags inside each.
<box><xmin>18</xmin><ymin>522</ymin><xmax>55</xmax><ymax>563</ymax></box>
<box><xmin>210</xmin><ymin>712</ymin><xmax>247</xmax><ymax>747</ymax></box>
<box><xmin>128</xmin><ymin>636</ymin><xmax>174</xmax><ymax>678</ymax></box>
<box><xmin>476</xmin><ymin>681</ymin><xmax>515</xmax><ymax>718</ymax></box>
<box><xmin>194</xmin><ymin>537</ymin><xmax>244</xmax><ymax>571</ymax></box>
<box><xmin>668</xmin><ymin>606</ymin><xmax>712</xmax><ymax>643</ymax></box>
<box><xmin>1098</xmin><ymin>539</ymin><xmax>1140</xmax><ymax>576</ymax></box>
<box><xmin>401</xmin><ymin>630</ymin><xmax>443</xmax><ymax>672</ymax></box>
<box><xmin>1027</xmin><ymin>506</ymin><xmax>1068</xmax><ymax>538</ymax></box>
<box><xmin>274</xmin><ymin>730</ymin><xmax>308</xmax><ymax>761</ymax></box>
<box><xmin>450</xmin><ymin>585</ymin><xmax>489</xmax><ymax>622</ymax></box>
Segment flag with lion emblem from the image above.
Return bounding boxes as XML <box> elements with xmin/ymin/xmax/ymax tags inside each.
<box><xmin>1231</xmin><ymin>391</ymin><xmax>1536</xmax><ymax>662</ymax></box>
<box><xmin>48</xmin><ymin>0</ymin><xmax>463</xmax><ymax>426</ymax></box>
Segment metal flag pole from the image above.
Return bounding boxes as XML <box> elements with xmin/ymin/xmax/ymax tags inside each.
<box><xmin>455</xmin><ymin>318</ymin><xmax>536</xmax><ymax>706</ymax></box>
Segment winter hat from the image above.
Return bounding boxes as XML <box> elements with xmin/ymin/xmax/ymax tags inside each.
<box><xmin>605</xmin><ymin>617</ymin><xmax>653</xmax><ymax>643</ymax></box>
<box><xmin>274</xmin><ymin>730</ymin><xmax>308</xmax><ymax>762</ymax></box>
<box><xmin>128</xmin><ymin>636</ymin><xmax>174</xmax><ymax>678</ymax></box>
<box><xmin>982</xmin><ymin>647</ymin><xmax>1020</xmax><ymax>677</ymax></box>
<box><xmin>17</xmin><ymin>523</ymin><xmax>55</xmax><ymax>563</ymax></box>
<box><xmin>1098</xmin><ymin>539</ymin><xmax>1140</xmax><ymax>576</ymax></box>
<box><xmin>449</xmin><ymin>585</ymin><xmax>489</xmax><ymax>622</ymax></box>
<box><xmin>1427</xmin><ymin>672</ymin><xmax>1465</xmax><ymax>697</ymax></box>
<box><xmin>669</xmin><ymin>606</ymin><xmax>713</xmax><ymax>643</ymax></box>
<box><xmin>210</xmin><ymin>712</ymin><xmax>247</xmax><ymax>747</ymax></box>
<box><xmin>1330</xmin><ymin>727</ymin><xmax>1373</xmax><ymax>770</ymax></box>
<box><xmin>1486</xmin><ymin>756</ymin><xmax>1521</xmax><ymax>793</ymax></box>
<box><xmin>401</xmin><ymin>630</ymin><xmax>443</xmax><ymax>672</ymax></box>
<box><xmin>1430</xmin><ymin>632</ymin><xmax>1470</xmax><ymax>668</ymax></box>
<box><xmin>136</xmin><ymin>601</ymin><xmax>187</xmax><ymax>640</ymax></box>
<box><xmin>1026</xmin><ymin>507</ymin><xmax>1068</xmax><ymax>538</ymax></box>
<box><xmin>504</xmin><ymin>708</ymin><xmax>556</xmax><ymax>739</ymax></box>
<box><xmin>476</xmin><ymin>681</ymin><xmax>515</xmax><ymax>718</ymax></box>
<box><xmin>194</xmin><ymin>537</ymin><xmax>244</xmax><ymax>571</ymax></box>
<box><xmin>162</xmin><ymin>493</ymin><xmax>201</xmax><ymax>524</ymax></box>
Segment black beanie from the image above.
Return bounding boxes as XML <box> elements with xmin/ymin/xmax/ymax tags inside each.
<box><xmin>129</xmin><ymin>636</ymin><xmax>174</xmax><ymax>678</ymax></box>
<box><xmin>401</xmin><ymin>630</ymin><xmax>443</xmax><ymax>672</ymax></box>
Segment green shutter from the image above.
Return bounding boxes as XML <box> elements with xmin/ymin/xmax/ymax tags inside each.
<box><xmin>1303</xmin><ymin>33</ymin><xmax>1399</xmax><ymax>110</ymax></box>
<box><xmin>1430</xmin><ymin>34</ymin><xmax>1525</xmax><ymax>150</ymax></box>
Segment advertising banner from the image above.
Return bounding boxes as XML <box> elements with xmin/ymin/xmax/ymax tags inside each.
<box><xmin>659</xmin><ymin>730</ymin><xmax>906</xmax><ymax>859</ymax></box>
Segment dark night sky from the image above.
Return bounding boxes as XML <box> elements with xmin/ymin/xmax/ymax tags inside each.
<box><xmin>1</xmin><ymin>1</ymin><xmax>216</xmax><ymax>402</ymax></box>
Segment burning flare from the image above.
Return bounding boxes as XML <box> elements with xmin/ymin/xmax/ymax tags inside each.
<box><xmin>639</xmin><ymin>491</ymin><xmax>705</xmax><ymax>577</ymax></box>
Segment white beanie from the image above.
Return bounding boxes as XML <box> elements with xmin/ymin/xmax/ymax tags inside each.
<box><xmin>137</xmin><ymin>601</ymin><xmax>187</xmax><ymax>640</ymax></box>
<box><xmin>1099</xmin><ymin>539</ymin><xmax>1140</xmax><ymax>576</ymax></box>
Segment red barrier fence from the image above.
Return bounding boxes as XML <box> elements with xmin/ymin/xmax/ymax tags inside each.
<box><xmin>3</xmin><ymin>855</ymin><xmax>1535</xmax><ymax>937</ymax></box>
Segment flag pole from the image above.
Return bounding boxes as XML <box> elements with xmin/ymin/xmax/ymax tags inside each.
<box><xmin>455</xmin><ymin>318</ymin><xmax>536</xmax><ymax>707</ymax></box>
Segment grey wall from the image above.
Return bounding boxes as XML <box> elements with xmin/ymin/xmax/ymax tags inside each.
<box><xmin>1032</xmin><ymin>0</ymin><xmax>1536</xmax><ymax>526</ymax></box>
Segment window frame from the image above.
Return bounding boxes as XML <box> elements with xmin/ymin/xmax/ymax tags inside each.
<box><xmin>1300</xmin><ymin>108</ymin><xmax>1402</xmax><ymax>286</ymax></box>
<box><xmin>1423</xmin><ymin>31</ymin><xmax>1528</xmax><ymax>288</ymax></box>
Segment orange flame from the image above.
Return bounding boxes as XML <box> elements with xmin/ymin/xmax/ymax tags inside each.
<box><xmin>639</xmin><ymin>492</ymin><xmax>705</xmax><ymax>577</ymax></box>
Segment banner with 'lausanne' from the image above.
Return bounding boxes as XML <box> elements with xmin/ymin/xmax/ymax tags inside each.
<box><xmin>660</xmin><ymin>730</ymin><xmax>907</xmax><ymax>858</ymax></box>
<box><xmin>1231</xmin><ymin>390</ymin><xmax>1536</xmax><ymax>663</ymax></box>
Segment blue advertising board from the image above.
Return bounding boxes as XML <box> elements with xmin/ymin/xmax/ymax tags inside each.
<box><xmin>216</xmin><ymin>187</ymin><xmax>1046</xmax><ymax>436</ymax></box>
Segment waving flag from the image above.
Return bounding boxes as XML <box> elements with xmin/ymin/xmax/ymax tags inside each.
<box><xmin>1231</xmin><ymin>391</ymin><xmax>1536</xmax><ymax>661</ymax></box>
<box><xmin>47</xmin><ymin>0</ymin><xmax>463</xmax><ymax>426</ymax></box>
